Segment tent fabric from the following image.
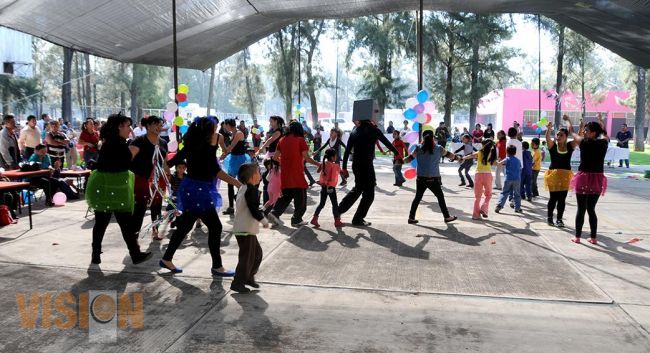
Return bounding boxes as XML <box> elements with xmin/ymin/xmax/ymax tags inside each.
<box><xmin>0</xmin><ymin>0</ymin><xmax>648</xmax><ymax>70</ymax></box>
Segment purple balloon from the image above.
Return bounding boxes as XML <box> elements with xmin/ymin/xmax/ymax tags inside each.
<box><xmin>414</xmin><ymin>103</ymin><xmax>424</xmax><ymax>114</ymax></box>
<box><xmin>163</xmin><ymin>111</ymin><xmax>174</xmax><ymax>121</ymax></box>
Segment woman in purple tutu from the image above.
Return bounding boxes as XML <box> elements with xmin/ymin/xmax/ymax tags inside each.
<box><xmin>160</xmin><ymin>116</ymin><xmax>241</xmax><ymax>275</ymax></box>
<box><xmin>569</xmin><ymin>116</ymin><xmax>609</xmax><ymax>244</ymax></box>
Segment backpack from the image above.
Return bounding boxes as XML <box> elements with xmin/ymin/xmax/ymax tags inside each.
<box><xmin>0</xmin><ymin>205</ymin><xmax>16</xmax><ymax>226</ymax></box>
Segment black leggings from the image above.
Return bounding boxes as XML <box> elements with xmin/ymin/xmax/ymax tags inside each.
<box><xmin>132</xmin><ymin>202</ymin><xmax>162</xmax><ymax>236</ymax></box>
<box><xmin>228</xmin><ymin>184</ymin><xmax>235</xmax><ymax>209</ymax></box>
<box><xmin>458</xmin><ymin>160</ymin><xmax>473</xmax><ymax>185</ymax></box>
<box><xmin>575</xmin><ymin>194</ymin><xmax>600</xmax><ymax>238</ymax></box>
<box><xmin>409</xmin><ymin>177</ymin><xmax>450</xmax><ymax>220</ymax></box>
<box><xmin>314</xmin><ymin>186</ymin><xmax>340</xmax><ymax>218</ymax></box>
<box><xmin>547</xmin><ymin>190</ymin><xmax>568</xmax><ymax>221</ymax></box>
<box><xmin>163</xmin><ymin>208</ymin><xmax>224</xmax><ymax>269</ymax></box>
<box><xmin>92</xmin><ymin>211</ymin><xmax>141</xmax><ymax>256</ymax></box>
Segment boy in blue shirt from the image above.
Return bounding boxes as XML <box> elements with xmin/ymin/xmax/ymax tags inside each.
<box><xmin>520</xmin><ymin>141</ymin><xmax>534</xmax><ymax>202</ymax></box>
<box><xmin>495</xmin><ymin>145</ymin><xmax>522</xmax><ymax>213</ymax></box>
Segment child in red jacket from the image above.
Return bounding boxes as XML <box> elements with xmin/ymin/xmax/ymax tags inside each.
<box><xmin>310</xmin><ymin>149</ymin><xmax>343</xmax><ymax>228</ymax></box>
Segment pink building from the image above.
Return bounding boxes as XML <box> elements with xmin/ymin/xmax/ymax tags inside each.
<box><xmin>476</xmin><ymin>88</ymin><xmax>641</xmax><ymax>135</ymax></box>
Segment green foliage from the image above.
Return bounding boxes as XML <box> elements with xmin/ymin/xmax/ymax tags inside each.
<box><xmin>0</xmin><ymin>74</ymin><xmax>40</xmax><ymax>114</ymax></box>
<box><xmin>230</xmin><ymin>48</ymin><xmax>265</xmax><ymax>117</ymax></box>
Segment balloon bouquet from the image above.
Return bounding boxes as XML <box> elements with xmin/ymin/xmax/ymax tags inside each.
<box><xmin>526</xmin><ymin>111</ymin><xmax>549</xmax><ymax>135</ymax></box>
<box><xmin>400</xmin><ymin>89</ymin><xmax>437</xmax><ymax>181</ymax></box>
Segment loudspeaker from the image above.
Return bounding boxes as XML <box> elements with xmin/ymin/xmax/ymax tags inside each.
<box><xmin>352</xmin><ymin>99</ymin><xmax>379</xmax><ymax>122</ymax></box>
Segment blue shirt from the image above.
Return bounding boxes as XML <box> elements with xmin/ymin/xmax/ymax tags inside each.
<box><xmin>28</xmin><ymin>153</ymin><xmax>51</xmax><ymax>169</ymax></box>
<box><xmin>505</xmin><ymin>156</ymin><xmax>521</xmax><ymax>181</ymax></box>
<box><xmin>522</xmin><ymin>150</ymin><xmax>533</xmax><ymax>176</ymax></box>
<box><xmin>415</xmin><ymin>144</ymin><xmax>444</xmax><ymax>177</ymax></box>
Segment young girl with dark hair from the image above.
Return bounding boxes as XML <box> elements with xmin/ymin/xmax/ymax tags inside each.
<box><xmin>463</xmin><ymin>139</ymin><xmax>497</xmax><ymax>220</ymax></box>
<box><xmin>220</xmin><ymin>118</ymin><xmax>251</xmax><ymax>215</ymax></box>
<box><xmin>454</xmin><ymin>134</ymin><xmax>476</xmax><ymax>187</ymax></box>
<box><xmin>544</xmin><ymin>117</ymin><xmax>579</xmax><ymax>227</ymax></box>
<box><xmin>494</xmin><ymin>130</ymin><xmax>507</xmax><ymax>189</ymax></box>
<box><xmin>262</xmin><ymin>158</ymin><xmax>281</xmax><ymax>210</ymax></box>
<box><xmin>160</xmin><ymin>116</ymin><xmax>242</xmax><ymax>274</ymax></box>
<box><xmin>405</xmin><ymin>130</ymin><xmax>459</xmax><ymax>224</ymax></box>
<box><xmin>310</xmin><ymin>149</ymin><xmax>343</xmax><ymax>228</ymax></box>
<box><xmin>257</xmin><ymin>116</ymin><xmax>285</xmax><ymax>158</ymax></box>
<box><xmin>86</xmin><ymin>113</ymin><xmax>151</xmax><ymax>265</ymax></box>
<box><xmin>569</xmin><ymin>116</ymin><xmax>609</xmax><ymax>244</ymax></box>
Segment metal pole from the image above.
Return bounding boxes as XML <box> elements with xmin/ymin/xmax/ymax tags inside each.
<box><xmin>173</xmin><ymin>0</ymin><xmax>180</xmax><ymax>142</ymax></box>
<box><xmin>297</xmin><ymin>21</ymin><xmax>301</xmax><ymax>120</ymax></box>
<box><xmin>417</xmin><ymin>0</ymin><xmax>423</xmax><ymax>91</ymax></box>
<box><xmin>334</xmin><ymin>40</ymin><xmax>339</xmax><ymax>120</ymax></box>
<box><xmin>538</xmin><ymin>14</ymin><xmax>541</xmax><ymax>123</ymax></box>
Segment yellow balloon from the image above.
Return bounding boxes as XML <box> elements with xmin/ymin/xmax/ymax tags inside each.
<box><xmin>177</xmin><ymin>84</ymin><xmax>189</xmax><ymax>94</ymax></box>
<box><xmin>178</xmin><ymin>142</ymin><xmax>184</xmax><ymax>150</ymax></box>
<box><xmin>173</xmin><ymin>116</ymin><xmax>184</xmax><ymax>127</ymax></box>
<box><xmin>422</xmin><ymin>124</ymin><xmax>435</xmax><ymax>132</ymax></box>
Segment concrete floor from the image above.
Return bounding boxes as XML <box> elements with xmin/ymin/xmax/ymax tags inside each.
<box><xmin>0</xmin><ymin>159</ymin><xmax>648</xmax><ymax>352</ymax></box>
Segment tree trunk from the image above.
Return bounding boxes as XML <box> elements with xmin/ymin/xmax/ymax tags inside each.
<box><xmin>443</xmin><ymin>59</ymin><xmax>454</xmax><ymax>127</ymax></box>
<box><xmin>580</xmin><ymin>50</ymin><xmax>586</xmax><ymax>120</ymax></box>
<box><xmin>119</xmin><ymin>63</ymin><xmax>126</xmax><ymax>113</ymax></box>
<box><xmin>554</xmin><ymin>24</ymin><xmax>565</xmax><ymax>127</ymax></box>
<box><xmin>468</xmin><ymin>36</ymin><xmax>480</xmax><ymax>130</ymax></box>
<box><xmin>634</xmin><ymin>66</ymin><xmax>646</xmax><ymax>151</ymax></box>
<box><xmin>84</xmin><ymin>53</ymin><xmax>92</xmax><ymax>118</ymax></box>
<box><xmin>130</xmin><ymin>64</ymin><xmax>139</xmax><ymax>121</ymax></box>
<box><xmin>206</xmin><ymin>65</ymin><xmax>215</xmax><ymax>115</ymax></box>
<box><xmin>62</xmin><ymin>47</ymin><xmax>73</xmax><ymax>122</ymax></box>
<box><xmin>242</xmin><ymin>49</ymin><xmax>256</xmax><ymax>119</ymax></box>
<box><xmin>74</xmin><ymin>53</ymin><xmax>84</xmax><ymax>119</ymax></box>
<box><xmin>306</xmin><ymin>52</ymin><xmax>318</xmax><ymax>128</ymax></box>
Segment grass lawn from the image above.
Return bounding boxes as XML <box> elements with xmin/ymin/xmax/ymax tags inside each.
<box><xmin>630</xmin><ymin>147</ymin><xmax>650</xmax><ymax>166</ymax></box>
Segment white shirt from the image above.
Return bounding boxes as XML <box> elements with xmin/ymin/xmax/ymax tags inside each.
<box><xmin>160</xmin><ymin>121</ymin><xmax>170</xmax><ymax>137</ymax></box>
<box><xmin>133</xmin><ymin>127</ymin><xmax>147</xmax><ymax>137</ymax></box>
<box><xmin>507</xmin><ymin>138</ymin><xmax>523</xmax><ymax>169</ymax></box>
<box><xmin>19</xmin><ymin>125</ymin><xmax>42</xmax><ymax>149</ymax></box>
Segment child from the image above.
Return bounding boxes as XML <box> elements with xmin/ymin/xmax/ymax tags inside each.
<box><xmin>454</xmin><ymin>134</ymin><xmax>476</xmax><ymax>187</ymax></box>
<box><xmin>520</xmin><ymin>141</ymin><xmax>534</xmax><ymax>202</ymax></box>
<box><xmin>495</xmin><ymin>145</ymin><xmax>522</xmax><ymax>214</ymax></box>
<box><xmin>167</xmin><ymin>160</ymin><xmax>187</xmax><ymax>229</ymax></box>
<box><xmin>495</xmin><ymin>130</ymin><xmax>507</xmax><ymax>190</ymax></box>
<box><xmin>310</xmin><ymin>149</ymin><xmax>344</xmax><ymax>228</ymax></box>
<box><xmin>531</xmin><ymin>138</ymin><xmax>542</xmax><ymax>197</ymax></box>
<box><xmin>463</xmin><ymin>139</ymin><xmax>497</xmax><ymax>220</ymax></box>
<box><xmin>28</xmin><ymin>144</ymin><xmax>56</xmax><ymax>206</ymax></box>
<box><xmin>391</xmin><ymin>130</ymin><xmax>406</xmax><ymax>187</ymax></box>
<box><xmin>263</xmin><ymin>158</ymin><xmax>281</xmax><ymax>210</ymax></box>
<box><xmin>231</xmin><ymin>163</ymin><xmax>270</xmax><ymax>293</ymax></box>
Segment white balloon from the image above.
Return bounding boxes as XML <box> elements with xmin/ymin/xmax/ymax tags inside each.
<box><xmin>541</xmin><ymin>111</ymin><xmax>547</xmax><ymax>118</ymax></box>
<box><xmin>168</xmin><ymin>88</ymin><xmax>176</xmax><ymax>100</ymax></box>
<box><xmin>415</xmin><ymin>113</ymin><xmax>428</xmax><ymax>124</ymax></box>
<box><xmin>166</xmin><ymin>101</ymin><xmax>178</xmax><ymax>113</ymax></box>
<box><xmin>405</xmin><ymin>97</ymin><xmax>418</xmax><ymax>109</ymax></box>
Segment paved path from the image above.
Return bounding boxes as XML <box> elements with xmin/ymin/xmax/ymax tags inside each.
<box><xmin>0</xmin><ymin>159</ymin><xmax>648</xmax><ymax>352</ymax></box>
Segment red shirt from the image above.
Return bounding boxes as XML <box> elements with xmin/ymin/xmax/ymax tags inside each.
<box><xmin>319</xmin><ymin>161</ymin><xmax>340</xmax><ymax>187</ymax></box>
<box><xmin>79</xmin><ymin>130</ymin><xmax>99</xmax><ymax>153</ymax></box>
<box><xmin>392</xmin><ymin>138</ymin><xmax>405</xmax><ymax>160</ymax></box>
<box><xmin>277</xmin><ymin>135</ymin><xmax>308</xmax><ymax>189</ymax></box>
<box><xmin>472</xmin><ymin>129</ymin><xmax>484</xmax><ymax>143</ymax></box>
<box><xmin>496</xmin><ymin>140</ymin><xmax>507</xmax><ymax>159</ymax></box>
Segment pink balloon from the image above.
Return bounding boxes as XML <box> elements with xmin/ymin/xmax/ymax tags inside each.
<box><xmin>163</xmin><ymin>111</ymin><xmax>174</xmax><ymax>121</ymax></box>
<box><xmin>404</xmin><ymin>131</ymin><xmax>419</xmax><ymax>144</ymax></box>
<box><xmin>168</xmin><ymin>140</ymin><xmax>178</xmax><ymax>153</ymax></box>
<box><xmin>423</xmin><ymin>101</ymin><xmax>436</xmax><ymax>113</ymax></box>
<box><xmin>414</xmin><ymin>103</ymin><xmax>425</xmax><ymax>114</ymax></box>
<box><xmin>52</xmin><ymin>192</ymin><xmax>67</xmax><ymax>206</ymax></box>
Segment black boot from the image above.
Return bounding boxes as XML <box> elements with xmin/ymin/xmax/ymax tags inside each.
<box><xmin>131</xmin><ymin>251</ymin><xmax>153</xmax><ymax>265</ymax></box>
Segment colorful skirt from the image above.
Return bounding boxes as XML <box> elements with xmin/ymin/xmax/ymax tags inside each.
<box><xmin>570</xmin><ymin>171</ymin><xmax>607</xmax><ymax>196</ymax></box>
<box><xmin>86</xmin><ymin>170</ymin><xmax>135</xmax><ymax>213</ymax></box>
<box><xmin>544</xmin><ymin>169</ymin><xmax>573</xmax><ymax>192</ymax></box>
<box><xmin>176</xmin><ymin>177</ymin><xmax>222</xmax><ymax>214</ymax></box>
<box><xmin>224</xmin><ymin>153</ymin><xmax>251</xmax><ymax>177</ymax></box>
<box><xmin>134</xmin><ymin>174</ymin><xmax>166</xmax><ymax>206</ymax></box>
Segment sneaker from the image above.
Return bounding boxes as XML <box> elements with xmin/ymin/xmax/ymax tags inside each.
<box><xmin>222</xmin><ymin>207</ymin><xmax>234</xmax><ymax>216</ymax></box>
<box><xmin>571</xmin><ymin>237</ymin><xmax>581</xmax><ymax>244</ymax></box>
<box><xmin>131</xmin><ymin>251</ymin><xmax>153</xmax><ymax>265</ymax></box>
<box><xmin>246</xmin><ymin>280</ymin><xmax>260</xmax><ymax>288</ymax></box>
<box><xmin>556</xmin><ymin>220</ymin><xmax>565</xmax><ymax>228</ymax></box>
<box><xmin>480</xmin><ymin>211</ymin><xmax>488</xmax><ymax>218</ymax></box>
<box><xmin>467</xmin><ymin>184</ymin><xmax>474</xmax><ymax>188</ymax></box>
<box><xmin>352</xmin><ymin>220</ymin><xmax>372</xmax><ymax>227</ymax></box>
<box><xmin>527</xmin><ymin>197</ymin><xmax>533</xmax><ymax>202</ymax></box>
<box><xmin>588</xmin><ymin>238</ymin><xmax>598</xmax><ymax>244</ymax></box>
<box><xmin>547</xmin><ymin>218</ymin><xmax>555</xmax><ymax>226</ymax></box>
<box><xmin>291</xmin><ymin>221</ymin><xmax>308</xmax><ymax>227</ymax></box>
<box><xmin>310</xmin><ymin>216</ymin><xmax>320</xmax><ymax>228</ymax></box>
<box><xmin>444</xmin><ymin>216</ymin><xmax>457</xmax><ymax>223</ymax></box>
<box><xmin>514</xmin><ymin>209</ymin><xmax>523</xmax><ymax>214</ymax></box>
<box><xmin>407</xmin><ymin>219</ymin><xmax>419</xmax><ymax>224</ymax></box>
<box><xmin>509</xmin><ymin>202</ymin><xmax>515</xmax><ymax>209</ymax></box>
<box><xmin>495</xmin><ymin>206</ymin><xmax>502</xmax><ymax>214</ymax></box>
<box><xmin>458</xmin><ymin>182</ymin><xmax>466</xmax><ymax>186</ymax></box>
<box><xmin>334</xmin><ymin>218</ymin><xmax>344</xmax><ymax>227</ymax></box>
<box><xmin>266</xmin><ymin>213</ymin><xmax>282</xmax><ymax>226</ymax></box>
<box><xmin>230</xmin><ymin>283</ymin><xmax>251</xmax><ymax>293</ymax></box>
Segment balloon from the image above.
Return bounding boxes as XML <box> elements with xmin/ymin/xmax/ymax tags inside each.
<box><xmin>179</xmin><ymin>125</ymin><xmax>189</xmax><ymax>134</ymax></box>
<box><xmin>414</xmin><ymin>103</ymin><xmax>425</xmax><ymax>114</ymax></box>
<box><xmin>412</xmin><ymin>122</ymin><xmax>420</xmax><ymax>132</ymax></box>
<box><xmin>405</xmin><ymin>97</ymin><xmax>418</xmax><ymax>109</ymax></box>
<box><xmin>52</xmin><ymin>192</ymin><xmax>67</xmax><ymax>206</ymax></box>
<box><xmin>539</xmin><ymin>118</ymin><xmax>548</xmax><ymax>126</ymax></box>
<box><xmin>166</xmin><ymin>101</ymin><xmax>178</xmax><ymax>113</ymax></box>
<box><xmin>163</xmin><ymin>111</ymin><xmax>174</xmax><ymax>121</ymax></box>
<box><xmin>423</xmin><ymin>113</ymin><xmax>432</xmax><ymax>125</ymax></box>
<box><xmin>415</xmin><ymin>113</ymin><xmax>428</xmax><ymax>124</ymax></box>
<box><xmin>176</xmin><ymin>93</ymin><xmax>187</xmax><ymax>102</ymax></box>
<box><xmin>410</xmin><ymin>158</ymin><xmax>418</xmax><ymax>168</ymax></box>
<box><xmin>423</xmin><ymin>101</ymin><xmax>436</xmax><ymax>114</ymax></box>
<box><xmin>404</xmin><ymin>131</ymin><xmax>419</xmax><ymax>144</ymax></box>
<box><xmin>541</xmin><ymin>111</ymin><xmax>547</xmax><ymax>118</ymax></box>
<box><xmin>531</xmin><ymin>124</ymin><xmax>538</xmax><ymax>129</ymax></box>
<box><xmin>403</xmin><ymin>108</ymin><xmax>417</xmax><ymax>120</ymax></box>
<box><xmin>409</xmin><ymin>144</ymin><xmax>417</xmax><ymax>153</ymax></box>
<box><xmin>178</xmin><ymin>142</ymin><xmax>184</xmax><ymax>150</ymax></box>
<box><xmin>177</xmin><ymin>84</ymin><xmax>189</xmax><ymax>94</ymax></box>
<box><xmin>295</xmin><ymin>103</ymin><xmax>301</xmax><ymax>110</ymax></box>
<box><xmin>168</xmin><ymin>140</ymin><xmax>178</xmax><ymax>153</ymax></box>
<box><xmin>422</xmin><ymin>124</ymin><xmax>435</xmax><ymax>133</ymax></box>
<box><xmin>416</xmin><ymin>90</ymin><xmax>429</xmax><ymax>103</ymax></box>
<box><xmin>251</xmin><ymin>128</ymin><xmax>259</xmax><ymax>134</ymax></box>
<box><xmin>178</xmin><ymin>101</ymin><xmax>189</xmax><ymax>108</ymax></box>
<box><xmin>173</xmin><ymin>116</ymin><xmax>184</xmax><ymax>126</ymax></box>
<box><xmin>536</xmin><ymin>127</ymin><xmax>543</xmax><ymax>134</ymax></box>
<box><xmin>404</xmin><ymin>168</ymin><xmax>417</xmax><ymax>180</ymax></box>
<box><xmin>166</xmin><ymin>152</ymin><xmax>176</xmax><ymax>161</ymax></box>
<box><xmin>168</xmin><ymin>88</ymin><xmax>176</xmax><ymax>100</ymax></box>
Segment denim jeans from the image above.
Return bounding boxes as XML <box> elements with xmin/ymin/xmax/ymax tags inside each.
<box><xmin>497</xmin><ymin>180</ymin><xmax>521</xmax><ymax>210</ymax></box>
<box><xmin>393</xmin><ymin>162</ymin><xmax>406</xmax><ymax>185</ymax></box>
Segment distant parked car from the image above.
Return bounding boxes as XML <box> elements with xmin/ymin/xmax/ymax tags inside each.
<box><xmin>318</xmin><ymin>117</ymin><xmax>355</xmax><ymax>133</ymax></box>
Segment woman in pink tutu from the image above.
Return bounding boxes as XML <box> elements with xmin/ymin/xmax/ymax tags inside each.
<box><xmin>569</xmin><ymin>117</ymin><xmax>609</xmax><ymax>244</ymax></box>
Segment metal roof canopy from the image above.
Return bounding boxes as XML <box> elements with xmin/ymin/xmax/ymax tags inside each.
<box><xmin>0</xmin><ymin>0</ymin><xmax>648</xmax><ymax>70</ymax></box>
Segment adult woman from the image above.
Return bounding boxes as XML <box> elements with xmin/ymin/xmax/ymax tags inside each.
<box><xmin>569</xmin><ymin>117</ymin><xmax>609</xmax><ymax>244</ymax></box>
<box><xmin>160</xmin><ymin>116</ymin><xmax>241</xmax><ymax>274</ymax></box>
<box><xmin>472</xmin><ymin>123</ymin><xmax>484</xmax><ymax>143</ymax></box>
<box><xmin>405</xmin><ymin>130</ymin><xmax>458</xmax><ymax>224</ymax></box>
<box><xmin>257</xmin><ymin>116</ymin><xmax>285</xmax><ymax>157</ymax></box>
<box><xmin>78</xmin><ymin>118</ymin><xmax>100</xmax><ymax>166</ymax></box>
<box><xmin>494</xmin><ymin>130</ymin><xmax>507</xmax><ymax>190</ymax></box>
<box><xmin>86</xmin><ymin>113</ymin><xmax>151</xmax><ymax>265</ymax></box>
<box><xmin>45</xmin><ymin>120</ymin><xmax>69</xmax><ymax>166</ymax></box>
<box><xmin>544</xmin><ymin>116</ymin><xmax>579</xmax><ymax>227</ymax></box>
<box><xmin>129</xmin><ymin>116</ymin><xmax>168</xmax><ymax>241</ymax></box>
<box><xmin>220</xmin><ymin>118</ymin><xmax>251</xmax><ymax>215</ymax></box>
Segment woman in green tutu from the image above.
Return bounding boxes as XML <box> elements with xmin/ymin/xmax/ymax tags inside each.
<box><xmin>86</xmin><ymin>113</ymin><xmax>152</xmax><ymax>265</ymax></box>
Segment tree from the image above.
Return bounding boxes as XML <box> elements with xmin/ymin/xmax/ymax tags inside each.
<box><xmin>565</xmin><ymin>29</ymin><xmax>596</xmax><ymax>120</ymax></box>
<box><xmin>206</xmin><ymin>65</ymin><xmax>216</xmax><ymax>115</ymax></box>
<box><xmin>301</xmin><ymin>20</ymin><xmax>326</xmax><ymax>127</ymax></box>
<box><xmin>0</xmin><ymin>75</ymin><xmax>40</xmax><ymax>115</ymax></box>
<box><xmin>635</xmin><ymin>66</ymin><xmax>646</xmax><ymax>151</ymax></box>
<box><xmin>339</xmin><ymin>13</ymin><xmax>414</xmax><ymax>130</ymax></box>
<box><xmin>62</xmin><ymin>47</ymin><xmax>73</xmax><ymax>122</ymax></box>
<box><xmin>554</xmin><ymin>24</ymin><xmax>565</xmax><ymax>127</ymax></box>
<box><xmin>231</xmin><ymin>48</ymin><xmax>265</xmax><ymax>118</ymax></box>
<box><xmin>269</xmin><ymin>24</ymin><xmax>299</xmax><ymax>119</ymax></box>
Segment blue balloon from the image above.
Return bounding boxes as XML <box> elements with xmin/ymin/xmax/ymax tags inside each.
<box><xmin>536</xmin><ymin>127</ymin><xmax>543</xmax><ymax>134</ymax></box>
<box><xmin>296</xmin><ymin>103</ymin><xmax>301</xmax><ymax>109</ymax></box>
<box><xmin>403</xmin><ymin>108</ymin><xmax>417</xmax><ymax>119</ymax></box>
<box><xmin>412</xmin><ymin>122</ymin><xmax>420</xmax><ymax>132</ymax></box>
<box><xmin>179</xmin><ymin>101</ymin><xmax>189</xmax><ymax>107</ymax></box>
<box><xmin>179</xmin><ymin>125</ymin><xmax>189</xmax><ymax>134</ymax></box>
<box><xmin>409</xmin><ymin>144</ymin><xmax>417</xmax><ymax>153</ymax></box>
<box><xmin>416</xmin><ymin>90</ymin><xmax>429</xmax><ymax>103</ymax></box>
<box><xmin>411</xmin><ymin>158</ymin><xmax>418</xmax><ymax>168</ymax></box>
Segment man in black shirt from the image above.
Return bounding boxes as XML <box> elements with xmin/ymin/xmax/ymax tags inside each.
<box><xmin>339</xmin><ymin>120</ymin><xmax>399</xmax><ymax>226</ymax></box>
<box><xmin>616</xmin><ymin>123</ymin><xmax>632</xmax><ymax>168</ymax></box>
